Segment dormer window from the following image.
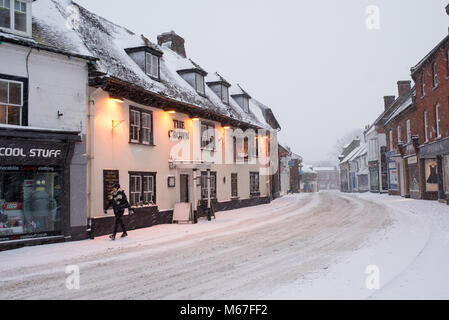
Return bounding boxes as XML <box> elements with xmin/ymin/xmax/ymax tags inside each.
<box><xmin>231</xmin><ymin>84</ymin><xmax>251</xmax><ymax>113</ymax></box>
<box><xmin>178</xmin><ymin>69</ymin><xmax>207</xmax><ymax>96</ymax></box>
<box><xmin>206</xmin><ymin>74</ymin><xmax>231</xmax><ymax>105</ymax></box>
<box><xmin>125</xmin><ymin>46</ymin><xmax>163</xmax><ymax>81</ymax></box>
<box><xmin>231</xmin><ymin>94</ymin><xmax>250</xmax><ymax>113</ymax></box>
<box><xmin>0</xmin><ymin>0</ymin><xmax>30</xmax><ymax>36</ymax></box>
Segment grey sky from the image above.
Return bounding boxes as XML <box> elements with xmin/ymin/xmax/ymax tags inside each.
<box><xmin>76</xmin><ymin>0</ymin><xmax>448</xmax><ymax>163</ymax></box>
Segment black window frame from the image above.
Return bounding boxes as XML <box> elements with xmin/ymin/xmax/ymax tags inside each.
<box><xmin>128</xmin><ymin>171</ymin><xmax>157</xmax><ymax>207</ymax></box>
<box><xmin>250</xmin><ymin>171</ymin><xmax>260</xmax><ymax>197</ymax></box>
<box><xmin>231</xmin><ymin>173</ymin><xmax>238</xmax><ymax>198</ymax></box>
<box><xmin>201</xmin><ymin>171</ymin><xmax>216</xmax><ymax>200</ymax></box>
<box><xmin>129</xmin><ymin>105</ymin><xmax>154</xmax><ymax>146</ymax></box>
<box><xmin>0</xmin><ymin>73</ymin><xmax>28</xmax><ymax>126</ymax></box>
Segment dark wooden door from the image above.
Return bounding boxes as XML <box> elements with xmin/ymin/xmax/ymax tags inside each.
<box><xmin>180</xmin><ymin>174</ymin><xmax>189</xmax><ymax>203</ymax></box>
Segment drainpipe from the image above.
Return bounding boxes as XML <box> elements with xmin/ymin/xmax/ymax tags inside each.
<box><xmin>207</xmin><ymin>169</ymin><xmax>211</xmax><ymax>221</ymax></box>
<box><xmin>87</xmin><ymin>87</ymin><xmax>102</xmax><ymax>238</ymax></box>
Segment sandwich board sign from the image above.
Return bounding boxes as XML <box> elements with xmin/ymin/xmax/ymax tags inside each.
<box><xmin>172</xmin><ymin>202</ymin><xmax>193</xmax><ymax>223</ymax></box>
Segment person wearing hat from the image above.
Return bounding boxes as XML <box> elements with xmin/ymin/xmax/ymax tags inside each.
<box><xmin>104</xmin><ymin>183</ymin><xmax>134</xmax><ymax>240</ymax></box>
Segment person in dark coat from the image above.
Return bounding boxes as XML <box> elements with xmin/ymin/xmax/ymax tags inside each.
<box><xmin>104</xmin><ymin>184</ymin><xmax>134</xmax><ymax>240</ymax></box>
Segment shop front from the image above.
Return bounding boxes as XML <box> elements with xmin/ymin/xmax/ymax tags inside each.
<box><xmin>0</xmin><ymin>129</ymin><xmax>80</xmax><ymax>249</ymax></box>
<box><xmin>368</xmin><ymin>161</ymin><xmax>379</xmax><ymax>192</ymax></box>
<box><xmin>419</xmin><ymin>137</ymin><xmax>449</xmax><ymax>202</ymax></box>
<box><xmin>386</xmin><ymin>151</ymin><xmax>399</xmax><ymax>195</ymax></box>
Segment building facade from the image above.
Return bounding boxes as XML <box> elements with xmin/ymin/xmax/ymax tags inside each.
<box><xmin>0</xmin><ymin>0</ymin><xmax>95</xmax><ymax>249</ymax></box>
<box><xmin>411</xmin><ymin>33</ymin><xmax>449</xmax><ymax>203</ymax></box>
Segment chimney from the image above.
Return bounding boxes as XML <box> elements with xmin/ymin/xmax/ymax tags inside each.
<box><xmin>383</xmin><ymin>95</ymin><xmax>395</xmax><ymax>110</ymax></box>
<box><xmin>397</xmin><ymin>80</ymin><xmax>411</xmax><ymax>98</ymax></box>
<box><xmin>157</xmin><ymin>31</ymin><xmax>187</xmax><ymax>58</ymax></box>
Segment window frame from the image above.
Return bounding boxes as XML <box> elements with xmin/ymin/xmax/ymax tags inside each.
<box><xmin>231</xmin><ymin>173</ymin><xmax>238</xmax><ymax>198</ymax></box>
<box><xmin>221</xmin><ymin>85</ymin><xmax>229</xmax><ymax>104</ymax></box>
<box><xmin>0</xmin><ymin>0</ymin><xmax>30</xmax><ymax>36</ymax></box>
<box><xmin>435</xmin><ymin>103</ymin><xmax>441</xmax><ymax>138</ymax></box>
<box><xmin>397</xmin><ymin>125</ymin><xmax>402</xmax><ymax>144</ymax></box>
<box><xmin>129</xmin><ymin>106</ymin><xmax>154</xmax><ymax>146</ymax></box>
<box><xmin>195</xmin><ymin>73</ymin><xmax>205</xmax><ymax>95</ymax></box>
<box><xmin>389</xmin><ymin>130</ymin><xmax>393</xmax><ymax>151</ymax></box>
<box><xmin>433</xmin><ymin>62</ymin><xmax>438</xmax><ymax>88</ymax></box>
<box><xmin>421</xmin><ymin>73</ymin><xmax>426</xmax><ymax>97</ymax></box>
<box><xmin>249</xmin><ymin>171</ymin><xmax>260</xmax><ymax>197</ymax></box>
<box><xmin>145</xmin><ymin>51</ymin><xmax>160</xmax><ymax>80</ymax></box>
<box><xmin>128</xmin><ymin>171</ymin><xmax>157</xmax><ymax>207</ymax></box>
<box><xmin>424</xmin><ymin>111</ymin><xmax>428</xmax><ymax>142</ymax></box>
<box><xmin>200</xmin><ymin>121</ymin><xmax>215</xmax><ymax>151</ymax></box>
<box><xmin>200</xmin><ymin>171</ymin><xmax>216</xmax><ymax>200</ymax></box>
<box><xmin>0</xmin><ymin>73</ymin><xmax>28</xmax><ymax>126</ymax></box>
<box><xmin>406</xmin><ymin>119</ymin><xmax>411</xmax><ymax>143</ymax></box>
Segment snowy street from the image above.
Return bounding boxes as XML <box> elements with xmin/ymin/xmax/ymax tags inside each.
<box><xmin>0</xmin><ymin>191</ymin><xmax>448</xmax><ymax>300</ymax></box>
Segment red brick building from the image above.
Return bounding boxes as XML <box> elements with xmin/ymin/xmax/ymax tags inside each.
<box><xmin>411</xmin><ymin>33</ymin><xmax>449</xmax><ymax>203</ymax></box>
<box><xmin>382</xmin><ymin>81</ymin><xmax>420</xmax><ymax>198</ymax></box>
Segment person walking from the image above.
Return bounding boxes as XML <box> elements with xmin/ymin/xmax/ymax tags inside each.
<box><xmin>104</xmin><ymin>183</ymin><xmax>134</xmax><ymax>240</ymax></box>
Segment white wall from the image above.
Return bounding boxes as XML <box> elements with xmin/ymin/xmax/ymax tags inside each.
<box><xmin>92</xmin><ymin>90</ymin><xmax>272</xmax><ymax>218</ymax></box>
<box><xmin>0</xmin><ymin>42</ymin><xmax>88</xmax><ymax>133</ymax></box>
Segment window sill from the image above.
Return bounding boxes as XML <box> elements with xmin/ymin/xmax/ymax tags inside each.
<box><xmin>129</xmin><ymin>141</ymin><xmax>156</xmax><ymax>147</ymax></box>
<box><xmin>231</xmin><ymin>196</ymin><xmax>240</xmax><ymax>200</ymax></box>
<box><xmin>432</xmin><ymin>85</ymin><xmax>438</xmax><ymax>91</ymax></box>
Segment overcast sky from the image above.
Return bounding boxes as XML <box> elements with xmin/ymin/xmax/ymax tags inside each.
<box><xmin>76</xmin><ymin>0</ymin><xmax>448</xmax><ymax>163</ymax></box>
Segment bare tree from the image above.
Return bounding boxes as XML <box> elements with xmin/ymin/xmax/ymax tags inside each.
<box><xmin>328</xmin><ymin>128</ymin><xmax>363</xmax><ymax>161</ymax></box>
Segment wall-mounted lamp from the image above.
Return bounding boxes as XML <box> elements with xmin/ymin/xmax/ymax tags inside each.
<box><xmin>57</xmin><ymin>111</ymin><xmax>64</xmax><ymax>119</ymax></box>
<box><xmin>109</xmin><ymin>95</ymin><xmax>124</xmax><ymax>103</ymax></box>
<box><xmin>166</xmin><ymin>110</ymin><xmax>176</xmax><ymax>114</ymax></box>
<box><xmin>112</xmin><ymin>120</ymin><xmax>124</xmax><ymax>129</ymax></box>
<box><xmin>223</xmin><ymin>126</ymin><xmax>231</xmax><ymax>130</ymax></box>
<box><xmin>191</xmin><ymin>117</ymin><xmax>200</xmax><ymax>121</ymax></box>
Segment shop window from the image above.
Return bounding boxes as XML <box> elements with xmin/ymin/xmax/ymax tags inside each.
<box><xmin>231</xmin><ymin>173</ymin><xmax>238</xmax><ymax>198</ymax></box>
<box><xmin>408</xmin><ymin>157</ymin><xmax>419</xmax><ymax>192</ymax></box>
<box><xmin>0</xmin><ymin>167</ymin><xmax>62</xmax><ymax>240</ymax></box>
<box><xmin>0</xmin><ymin>77</ymin><xmax>23</xmax><ymax>126</ymax></box>
<box><xmin>201</xmin><ymin>171</ymin><xmax>216</xmax><ymax>200</ymax></box>
<box><xmin>129</xmin><ymin>172</ymin><xmax>156</xmax><ymax>207</ymax></box>
<box><xmin>425</xmin><ymin>159</ymin><xmax>439</xmax><ymax>192</ymax></box>
<box><xmin>443</xmin><ymin>155</ymin><xmax>449</xmax><ymax>194</ymax></box>
<box><xmin>129</xmin><ymin>106</ymin><xmax>153</xmax><ymax>145</ymax></box>
<box><xmin>250</xmin><ymin>172</ymin><xmax>260</xmax><ymax>196</ymax></box>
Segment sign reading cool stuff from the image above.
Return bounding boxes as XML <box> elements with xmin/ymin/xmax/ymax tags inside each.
<box><xmin>0</xmin><ymin>140</ymin><xmax>67</xmax><ymax>165</ymax></box>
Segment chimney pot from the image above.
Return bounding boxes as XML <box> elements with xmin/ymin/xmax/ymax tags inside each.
<box><xmin>397</xmin><ymin>80</ymin><xmax>411</xmax><ymax>98</ymax></box>
<box><xmin>383</xmin><ymin>95</ymin><xmax>396</xmax><ymax>110</ymax></box>
<box><xmin>157</xmin><ymin>30</ymin><xmax>187</xmax><ymax>58</ymax></box>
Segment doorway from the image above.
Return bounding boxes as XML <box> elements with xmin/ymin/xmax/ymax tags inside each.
<box><xmin>180</xmin><ymin>174</ymin><xmax>189</xmax><ymax>203</ymax></box>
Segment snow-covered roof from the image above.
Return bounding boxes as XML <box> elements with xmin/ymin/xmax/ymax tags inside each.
<box><xmin>384</xmin><ymin>88</ymin><xmax>415</xmax><ymax>125</ymax></box>
<box><xmin>30</xmin><ymin>0</ymin><xmax>272</xmax><ymax>129</ymax></box>
<box><xmin>340</xmin><ymin>143</ymin><xmax>367</xmax><ymax>164</ymax></box>
<box><xmin>314</xmin><ymin>167</ymin><xmax>338</xmax><ymax>172</ymax></box>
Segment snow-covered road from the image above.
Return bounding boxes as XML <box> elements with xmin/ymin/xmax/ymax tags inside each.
<box><xmin>0</xmin><ymin>191</ymin><xmax>448</xmax><ymax>299</ymax></box>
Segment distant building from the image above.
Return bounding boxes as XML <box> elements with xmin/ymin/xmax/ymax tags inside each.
<box><xmin>314</xmin><ymin>167</ymin><xmax>340</xmax><ymax>191</ymax></box>
<box><xmin>300</xmin><ymin>164</ymin><xmax>317</xmax><ymax>192</ymax></box>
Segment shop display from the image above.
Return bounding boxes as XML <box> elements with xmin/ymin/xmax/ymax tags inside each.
<box><xmin>0</xmin><ymin>167</ymin><xmax>61</xmax><ymax>238</ymax></box>
<box><xmin>425</xmin><ymin>159</ymin><xmax>438</xmax><ymax>192</ymax></box>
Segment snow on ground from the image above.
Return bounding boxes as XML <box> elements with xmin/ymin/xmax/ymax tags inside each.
<box><xmin>0</xmin><ymin>191</ymin><xmax>448</xmax><ymax>299</ymax></box>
